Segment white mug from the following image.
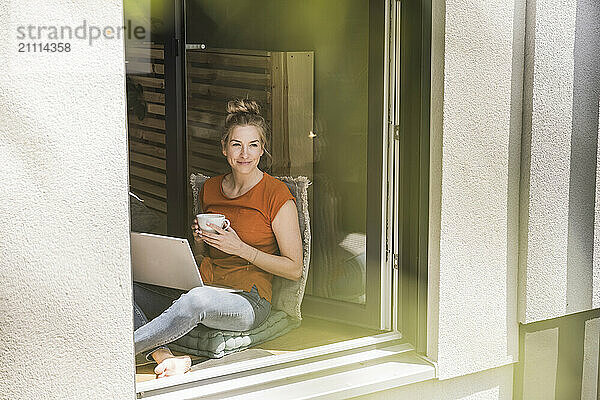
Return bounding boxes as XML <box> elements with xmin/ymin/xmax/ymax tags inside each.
<box><xmin>196</xmin><ymin>213</ymin><xmax>230</xmax><ymax>233</ymax></box>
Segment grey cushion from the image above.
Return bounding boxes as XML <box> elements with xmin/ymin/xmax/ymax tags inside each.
<box><xmin>190</xmin><ymin>173</ymin><xmax>311</xmax><ymax>320</ymax></box>
<box><xmin>170</xmin><ymin>310</ymin><xmax>300</xmax><ymax>358</ymax></box>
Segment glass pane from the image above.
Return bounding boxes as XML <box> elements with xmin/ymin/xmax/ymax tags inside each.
<box><xmin>125</xmin><ymin>0</ymin><xmax>168</xmax><ymax>234</ymax></box>
<box><xmin>185</xmin><ymin>0</ymin><xmax>369</xmax><ymax>305</ymax></box>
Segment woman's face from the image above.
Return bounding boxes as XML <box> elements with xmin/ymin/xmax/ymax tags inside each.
<box><xmin>222</xmin><ymin>125</ymin><xmax>264</xmax><ymax>174</ymax></box>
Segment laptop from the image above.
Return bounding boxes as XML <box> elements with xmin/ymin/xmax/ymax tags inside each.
<box><xmin>130</xmin><ymin>232</ymin><xmax>242</xmax><ymax>292</ymax></box>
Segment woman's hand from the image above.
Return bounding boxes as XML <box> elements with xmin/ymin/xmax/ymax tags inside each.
<box><xmin>154</xmin><ymin>355</ymin><xmax>192</xmax><ymax>378</ymax></box>
<box><xmin>191</xmin><ymin>218</ymin><xmax>203</xmax><ymax>243</ymax></box>
<box><xmin>200</xmin><ymin>223</ymin><xmax>248</xmax><ymax>257</ymax></box>
<box><xmin>191</xmin><ymin>218</ymin><xmax>208</xmax><ymax>258</ymax></box>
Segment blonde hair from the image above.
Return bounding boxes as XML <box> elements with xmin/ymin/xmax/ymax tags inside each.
<box><xmin>222</xmin><ymin>99</ymin><xmax>271</xmax><ymax>160</ymax></box>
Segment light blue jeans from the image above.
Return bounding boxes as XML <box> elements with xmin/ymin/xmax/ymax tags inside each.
<box><xmin>133</xmin><ymin>282</ymin><xmax>271</xmax><ymax>358</ymax></box>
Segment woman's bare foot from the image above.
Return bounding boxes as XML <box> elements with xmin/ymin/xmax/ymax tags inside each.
<box><xmin>150</xmin><ymin>348</ymin><xmax>192</xmax><ymax>378</ymax></box>
<box><xmin>154</xmin><ymin>355</ymin><xmax>192</xmax><ymax>378</ymax></box>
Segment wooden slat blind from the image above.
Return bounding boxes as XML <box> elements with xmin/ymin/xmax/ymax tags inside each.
<box><xmin>126</xmin><ymin>43</ymin><xmax>167</xmax><ymax>219</ymax></box>
<box><xmin>126</xmin><ymin>46</ymin><xmax>314</xmax><ymax>234</ymax></box>
<box><xmin>186</xmin><ymin>48</ymin><xmax>283</xmax><ymax>177</ymax></box>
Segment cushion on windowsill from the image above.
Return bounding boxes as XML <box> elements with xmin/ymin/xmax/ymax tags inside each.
<box><xmin>130</xmin><ymin>175</ymin><xmax>311</xmax><ymax>361</ymax></box>
<box><xmin>190</xmin><ymin>173</ymin><xmax>312</xmax><ymax>321</ymax></box>
<box><xmin>168</xmin><ymin>310</ymin><xmax>300</xmax><ymax>358</ymax></box>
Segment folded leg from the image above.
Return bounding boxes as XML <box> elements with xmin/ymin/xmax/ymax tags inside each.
<box><xmin>134</xmin><ymin>285</ymin><xmax>259</xmax><ymax>356</ymax></box>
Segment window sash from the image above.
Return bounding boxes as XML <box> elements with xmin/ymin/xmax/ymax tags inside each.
<box><xmin>133</xmin><ymin>0</ymin><xmax>434</xmax><ymax>395</ymax></box>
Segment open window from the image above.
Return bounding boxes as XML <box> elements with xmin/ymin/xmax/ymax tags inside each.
<box><xmin>182</xmin><ymin>0</ymin><xmax>388</xmax><ymax>331</ymax></box>
<box><xmin>125</xmin><ymin>0</ymin><xmax>432</xmax><ymax>394</ymax></box>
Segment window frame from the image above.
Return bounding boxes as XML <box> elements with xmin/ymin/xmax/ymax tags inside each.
<box><xmin>135</xmin><ymin>332</ymin><xmax>436</xmax><ymax>398</ymax></box>
<box><xmin>388</xmin><ymin>0</ymin><xmax>430</xmax><ymax>354</ymax></box>
<box><xmin>395</xmin><ymin>0</ymin><xmax>431</xmax><ymax>355</ymax></box>
<box><xmin>164</xmin><ymin>0</ymin><xmax>188</xmax><ymax>237</ymax></box>
<box><xmin>132</xmin><ymin>0</ymin><xmax>434</xmax><ymax>395</ymax></box>
<box><xmin>300</xmin><ymin>0</ymin><xmax>392</xmax><ymax>331</ymax></box>
<box><xmin>167</xmin><ymin>0</ymin><xmax>390</xmax><ymax>330</ymax></box>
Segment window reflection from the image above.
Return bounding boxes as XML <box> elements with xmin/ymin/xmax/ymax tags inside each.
<box><xmin>125</xmin><ymin>0</ymin><xmax>168</xmax><ymax>235</ymax></box>
<box><xmin>186</xmin><ymin>0</ymin><xmax>369</xmax><ymax>304</ymax></box>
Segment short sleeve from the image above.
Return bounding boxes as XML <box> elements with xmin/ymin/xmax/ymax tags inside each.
<box><xmin>268</xmin><ymin>179</ymin><xmax>296</xmax><ymax>221</ymax></box>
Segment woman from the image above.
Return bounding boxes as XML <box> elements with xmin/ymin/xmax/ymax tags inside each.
<box><xmin>133</xmin><ymin>99</ymin><xmax>303</xmax><ymax>378</ymax></box>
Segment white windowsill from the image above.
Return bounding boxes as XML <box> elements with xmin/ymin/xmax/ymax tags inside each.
<box><xmin>136</xmin><ymin>332</ymin><xmax>437</xmax><ymax>399</ymax></box>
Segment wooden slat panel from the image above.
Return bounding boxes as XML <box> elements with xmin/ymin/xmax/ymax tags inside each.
<box><xmin>129</xmin><ymin>76</ymin><xmax>165</xmax><ymax>89</ymax></box>
<box><xmin>186</xmin><ymin>51</ymin><xmax>269</xmax><ymax>70</ymax></box>
<box><xmin>129</xmin><ymin>141</ymin><xmax>166</xmax><ymax>159</ymax></box>
<box><xmin>188</xmin><ymin>125</ymin><xmax>222</xmax><ymax>141</ymax></box>
<box><xmin>126</xmin><ymin>62</ymin><xmax>164</xmax><ymax>75</ymax></box>
<box><xmin>128</xmin><ymin>44</ymin><xmax>167</xmax><ymax>216</ymax></box>
<box><xmin>189</xmin><ymin>138</ymin><xmax>223</xmax><ymax>158</ymax></box>
<box><xmin>187</xmin><ymin>82</ymin><xmax>268</xmax><ymax>103</ymax></box>
<box><xmin>187</xmin><ymin>97</ymin><xmax>272</xmax><ymax>120</ymax></box>
<box><xmin>187</xmin><ymin>109</ymin><xmax>224</xmax><ymax>126</ymax></box>
<box><xmin>189</xmin><ymin>135</ymin><xmax>222</xmax><ymax>147</ymax></box>
<box><xmin>140</xmin><ymin>196</ymin><xmax>167</xmax><ymax>213</ymax></box>
<box><xmin>189</xmin><ymin>147</ymin><xmax>222</xmax><ymax>160</ymax></box>
<box><xmin>270</xmin><ymin>51</ymin><xmax>289</xmax><ymax>175</ymax></box>
<box><xmin>129</xmin><ymin>116</ymin><xmax>165</xmax><ymax>131</ymax></box>
<box><xmin>130</xmin><ymin>152</ymin><xmax>166</xmax><ymax>170</ymax></box>
<box><xmin>286</xmin><ymin>52</ymin><xmax>314</xmax><ymax>179</ymax></box>
<box><xmin>189</xmin><ymin>154</ymin><xmax>230</xmax><ymax>174</ymax></box>
<box><xmin>130</xmin><ymin>177</ymin><xmax>166</xmax><ymax>199</ymax></box>
<box><xmin>147</xmin><ymin>103</ymin><xmax>165</xmax><ymax>116</ymax></box>
<box><xmin>187</xmin><ymin>67</ymin><xmax>270</xmax><ymax>87</ymax></box>
<box><xmin>186</xmin><ymin>97</ymin><xmax>229</xmax><ymax>114</ymax></box>
<box><xmin>126</xmin><ymin>47</ymin><xmax>164</xmax><ymax>60</ymax></box>
<box><xmin>129</xmin><ymin>165</ymin><xmax>166</xmax><ymax>184</ymax></box>
<box><xmin>189</xmin><ymin>167</ymin><xmax>222</xmax><ymax>177</ymax></box>
<box><xmin>143</xmin><ymin>92</ymin><xmax>165</xmax><ymax>104</ymax></box>
<box><xmin>129</xmin><ymin>127</ymin><xmax>165</xmax><ymax>144</ymax></box>
<box><xmin>182</xmin><ymin>48</ymin><xmax>312</xmax><ymax>221</ymax></box>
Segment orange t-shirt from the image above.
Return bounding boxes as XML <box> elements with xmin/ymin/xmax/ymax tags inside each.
<box><xmin>198</xmin><ymin>173</ymin><xmax>295</xmax><ymax>302</ymax></box>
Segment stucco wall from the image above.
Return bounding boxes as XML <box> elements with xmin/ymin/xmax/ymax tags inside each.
<box><xmin>428</xmin><ymin>0</ymin><xmax>523</xmax><ymax>379</ymax></box>
<box><xmin>519</xmin><ymin>0</ymin><xmax>600</xmax><ymax>323</ymax></box>
<box><xmin>0</xmin><ymin>1</ymin><xmax>135</xmax><ymax>399</ymax></box>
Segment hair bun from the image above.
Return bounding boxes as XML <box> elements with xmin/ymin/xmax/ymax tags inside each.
<box><xmin>227</xmin><ymin>99</ymin><xmax>261</xmax><ymax>116</ymax></box>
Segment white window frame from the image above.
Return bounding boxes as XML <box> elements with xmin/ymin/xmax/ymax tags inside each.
<box><xmin>136</xmin><ymin>333</ymin><xmax>436</xmax><ymax>399</ymax></box>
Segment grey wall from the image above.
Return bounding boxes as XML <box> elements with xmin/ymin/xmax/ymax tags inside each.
<box><xmin>519</xmin><ymin>0</ymin><xmax>600</xmax><ymax>323</ymax></box>
<box><xmin>428</xmin><ymin>0</ymin><xmax>523</xmax><ymax>379</ymax></box>
<box><xmin>0</xmin><ymin>1</ymin><xmax>135</xmax><ymax>398</ymax></box>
